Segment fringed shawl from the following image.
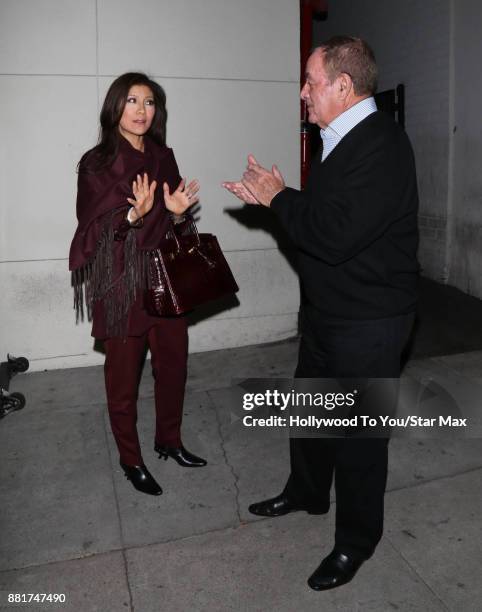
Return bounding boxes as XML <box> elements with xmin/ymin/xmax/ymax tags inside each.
<box><xmin>69</xmin><ymin>135</ymin><xmax>181</xmax><ymax>336</ymax></box>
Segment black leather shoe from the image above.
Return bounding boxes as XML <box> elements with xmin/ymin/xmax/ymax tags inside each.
<box><xmin>154</xmin><ymin>443</ymin><xmax>207</xmax><ymax>467</ymax></box>
<box><xmin>120</xmin><ymin>462</ymin><xmax>163</xmax><ymax>496</ymax></box>
<box><xmin>248</xmin><ymin>493</ymin><xmax>328</xmax><ymax>517</ymax></box>
<box><xmin>307</xmin><ymin>549</ymin><xmax>365</xmax><ymax>591</ymax></box>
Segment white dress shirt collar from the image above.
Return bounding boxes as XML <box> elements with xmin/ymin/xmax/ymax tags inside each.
<box><xmin>319</xmin><ymin>96</ymin><xmax>378</xmax><ymax>161</ymax></box>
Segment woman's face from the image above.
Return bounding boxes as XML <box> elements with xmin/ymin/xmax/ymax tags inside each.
<box><xmin>118</xmin><ymin>84</ymin><xmax>156</xmax><ymax>141</ymax></box>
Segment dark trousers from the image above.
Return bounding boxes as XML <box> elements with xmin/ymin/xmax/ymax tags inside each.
<box><xmin>284</xmin><ymin>304</ymin><xmax>414</xmax><ymax>560</ymax></box>
<box><xmin>104</xmin><ymin>317</ymin><xmax>188</xmax><ymax>466</ymax></box>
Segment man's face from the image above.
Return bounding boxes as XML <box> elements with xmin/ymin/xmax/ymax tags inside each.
<box><xmin>301</xmin><ymin>51</ymin><xmax>341</xmax><ymax>128</ymax></box>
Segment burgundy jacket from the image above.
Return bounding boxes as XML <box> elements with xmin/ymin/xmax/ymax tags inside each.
<box><xmin>69</xmin><ymin>136</ymin><xmax>182</xmax><ymax>338</ymax></box>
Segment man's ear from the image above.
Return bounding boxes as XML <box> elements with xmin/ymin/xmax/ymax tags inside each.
<box><xmin>338</xmin><ymin>72</ymin><xmax>353</xmax><ymax>100</ymax></box>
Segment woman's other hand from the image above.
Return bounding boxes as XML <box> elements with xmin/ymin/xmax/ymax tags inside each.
<box><xmin>163</xmin><ymin>178</ymin><xmax>200</xmax><ymax>215</ymax></box>
<box><xmin>127</xmin><ymin>173</ymin><xmax>157</xmax><ymax>220</ymax></box>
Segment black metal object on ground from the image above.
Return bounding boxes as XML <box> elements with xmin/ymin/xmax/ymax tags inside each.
<box><xmin>0</xmin><ymin>355</ymin><xmax>29</xmax><ymax>419</ymax></box>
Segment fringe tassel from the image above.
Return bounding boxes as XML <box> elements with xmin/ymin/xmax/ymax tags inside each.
<box><xmin>71</xmin><ymin>213</ymin><xmax>151</xmax><ymax>337</ymax></box>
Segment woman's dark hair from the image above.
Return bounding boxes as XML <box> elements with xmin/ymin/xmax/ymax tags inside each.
<box><xmin>79</xmin><ymin>72</ymin><xmax>167</xmax><ymax>172</ymax></box>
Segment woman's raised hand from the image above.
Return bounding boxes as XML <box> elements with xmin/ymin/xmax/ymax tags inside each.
<box><xmin>127</xmin><ymin>173</ymin><xmax>157</xmax><ymax>220</ymax></box>
<box><xmin>163</xmin><ymin>178</ymin><xmax>200</xmax><ymax>215</ymax></box>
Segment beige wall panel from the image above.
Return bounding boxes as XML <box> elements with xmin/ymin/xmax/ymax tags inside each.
<box><xmin>98</xmin><ymin>0</ymin><xmax>298</xmax><ymax>82</ymax></box>
<box><xmin>0</xmin><ymin>76</ymin><xmax>98</xmax><ymax>261</ymax></box>
<box><xmin>0</xmin><ymin>0</ymin><xmax>97</xmax><ymax>74</ymax></box>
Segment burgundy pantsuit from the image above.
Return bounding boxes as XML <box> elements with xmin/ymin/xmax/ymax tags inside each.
<box><xmin>69</xmin><ymin>136</ymin><xmax>187</xmax><ymax>467</ymax></box>
<box><xmin>104</xmin><ymin>316</ymin><xmax>187</xmax><ymax>466</ymax></box>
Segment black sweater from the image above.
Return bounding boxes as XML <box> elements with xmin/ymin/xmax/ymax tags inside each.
<box><xmin>271</xmin><ymin>111</ymin><xmax>419</xmax><ymax>320</ymax></box>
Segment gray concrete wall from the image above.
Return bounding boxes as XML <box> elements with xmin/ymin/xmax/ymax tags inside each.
<box><xmin>0</xmin><ymin>1</ymin><xmax>300</xmax><ymax>371</ymax></box>
<box><xmin>313</xmin><ymin>0</ymin><xmax>452</xmax><ymax>281</ymax></box>
<box><xmin>449</xmin><ymin>0</ymin><xmax>482</xmax><ymax>295</ymax></box>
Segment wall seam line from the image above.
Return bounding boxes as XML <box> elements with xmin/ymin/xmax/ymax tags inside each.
<box><xmin>444</xmin><ymin>0</ymin><xmax>455</xmax><ymax>285</ymax></box>
<box><xmin>0</xmin><ymin>73</ymin><xmax>298</xmax><ymax>85</ymax></box>
<box><xmin>0</xmin><ymin>248</ymin><xmax>292</xmax><ymax>264</ymax></box>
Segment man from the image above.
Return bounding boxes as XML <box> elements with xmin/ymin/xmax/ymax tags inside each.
<box><xmin>223</xmin><ymin>36</ymin><xmax>418</xmax><ymax>590</ymax></box>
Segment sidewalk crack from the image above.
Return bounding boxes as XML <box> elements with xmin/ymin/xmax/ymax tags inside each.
<box><xmin>101</xmin><ymin>409</ymin><xmax>134</xmax><ymax>612</ymax></box>
<box><xmin>208</xmin><ymin>390</ymin><xmax>243</xmax><ymax>524</ymax></box>
<box><xmin>385</xmin><ymin>537</ymin><xmax>451</xmax><ymax>611</ymax></box>
<box><xmin>386</xmin><ymin>464</ymin><xmax>482</xmax><ymax>495</ymax></box>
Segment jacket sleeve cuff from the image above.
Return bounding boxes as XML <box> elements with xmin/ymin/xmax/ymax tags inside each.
<box><xmin>270</xmin><ymin>187</ymin><xmax>300</xmax><ymax>216</ymax></box>
<box><xmin>113</xmin><ymin>208</ymin><xmax>143</xmax><ymax>241</ymax></box>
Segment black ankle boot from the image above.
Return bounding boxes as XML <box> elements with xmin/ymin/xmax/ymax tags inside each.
<box><xmin>120</xmin><ymin>462</ymin><xmax>163</xmax><ymax>495</ymax></box>
<box><xmin>154</xmin><ymin>443</ymin><xmax>207</xmax><ymax>467</ymax></box>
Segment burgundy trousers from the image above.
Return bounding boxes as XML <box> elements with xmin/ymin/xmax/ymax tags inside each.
<box><xmin>103</xmin><ymin>317</ymin><xmax>187</xmax><ymax>466</ymax></box>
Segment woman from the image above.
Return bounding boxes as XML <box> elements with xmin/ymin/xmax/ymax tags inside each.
<box><xmin>69</xmin><ymin>72</ymin><xmax>206</xmax><ymax>496</ymax></box>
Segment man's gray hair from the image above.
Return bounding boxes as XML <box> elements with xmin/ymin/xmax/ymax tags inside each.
<box><xmin>317</xmin><ymin>36</ymin><xmax>378</xmax><ymax>96</ymax></box>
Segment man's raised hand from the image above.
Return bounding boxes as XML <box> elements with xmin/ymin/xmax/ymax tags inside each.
<box><xmin>222</xmin><ymin>154</ymin><xmax>285</xmax><ymax>207</ymax></box>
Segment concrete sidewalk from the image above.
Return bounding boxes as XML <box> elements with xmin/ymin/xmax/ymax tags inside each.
<box><xmin>1</xmin><ymin>335</ymin><xmax>481</xmax><ymax>612</ymax></box>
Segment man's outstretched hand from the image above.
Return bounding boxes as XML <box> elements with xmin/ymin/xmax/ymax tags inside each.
<box><xmin>222</xmin><ymin>154</ymin><xmax>285</xmax><ymax>207</ymax></box>
<box><xmin>221</xmin><ymin>180</ymin><xmax>259</xmax><ymax>204</ymax></box>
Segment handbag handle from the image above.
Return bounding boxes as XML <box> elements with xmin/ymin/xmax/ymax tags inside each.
<box><xmin>169</xmin><ymin>212</ymin><xmax>201</xmax><ymax>252</ymax></box>
<box><xmin>174</xmin><ymin>214</ymin><xmax>216</xmax><ymax>268</ymax></box>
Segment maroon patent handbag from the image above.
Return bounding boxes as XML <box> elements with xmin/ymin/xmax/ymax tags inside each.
<box><xmin>145</xmin><ymin>215</ymin><xmax>239</xmax><ymax>316</ymax></box>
